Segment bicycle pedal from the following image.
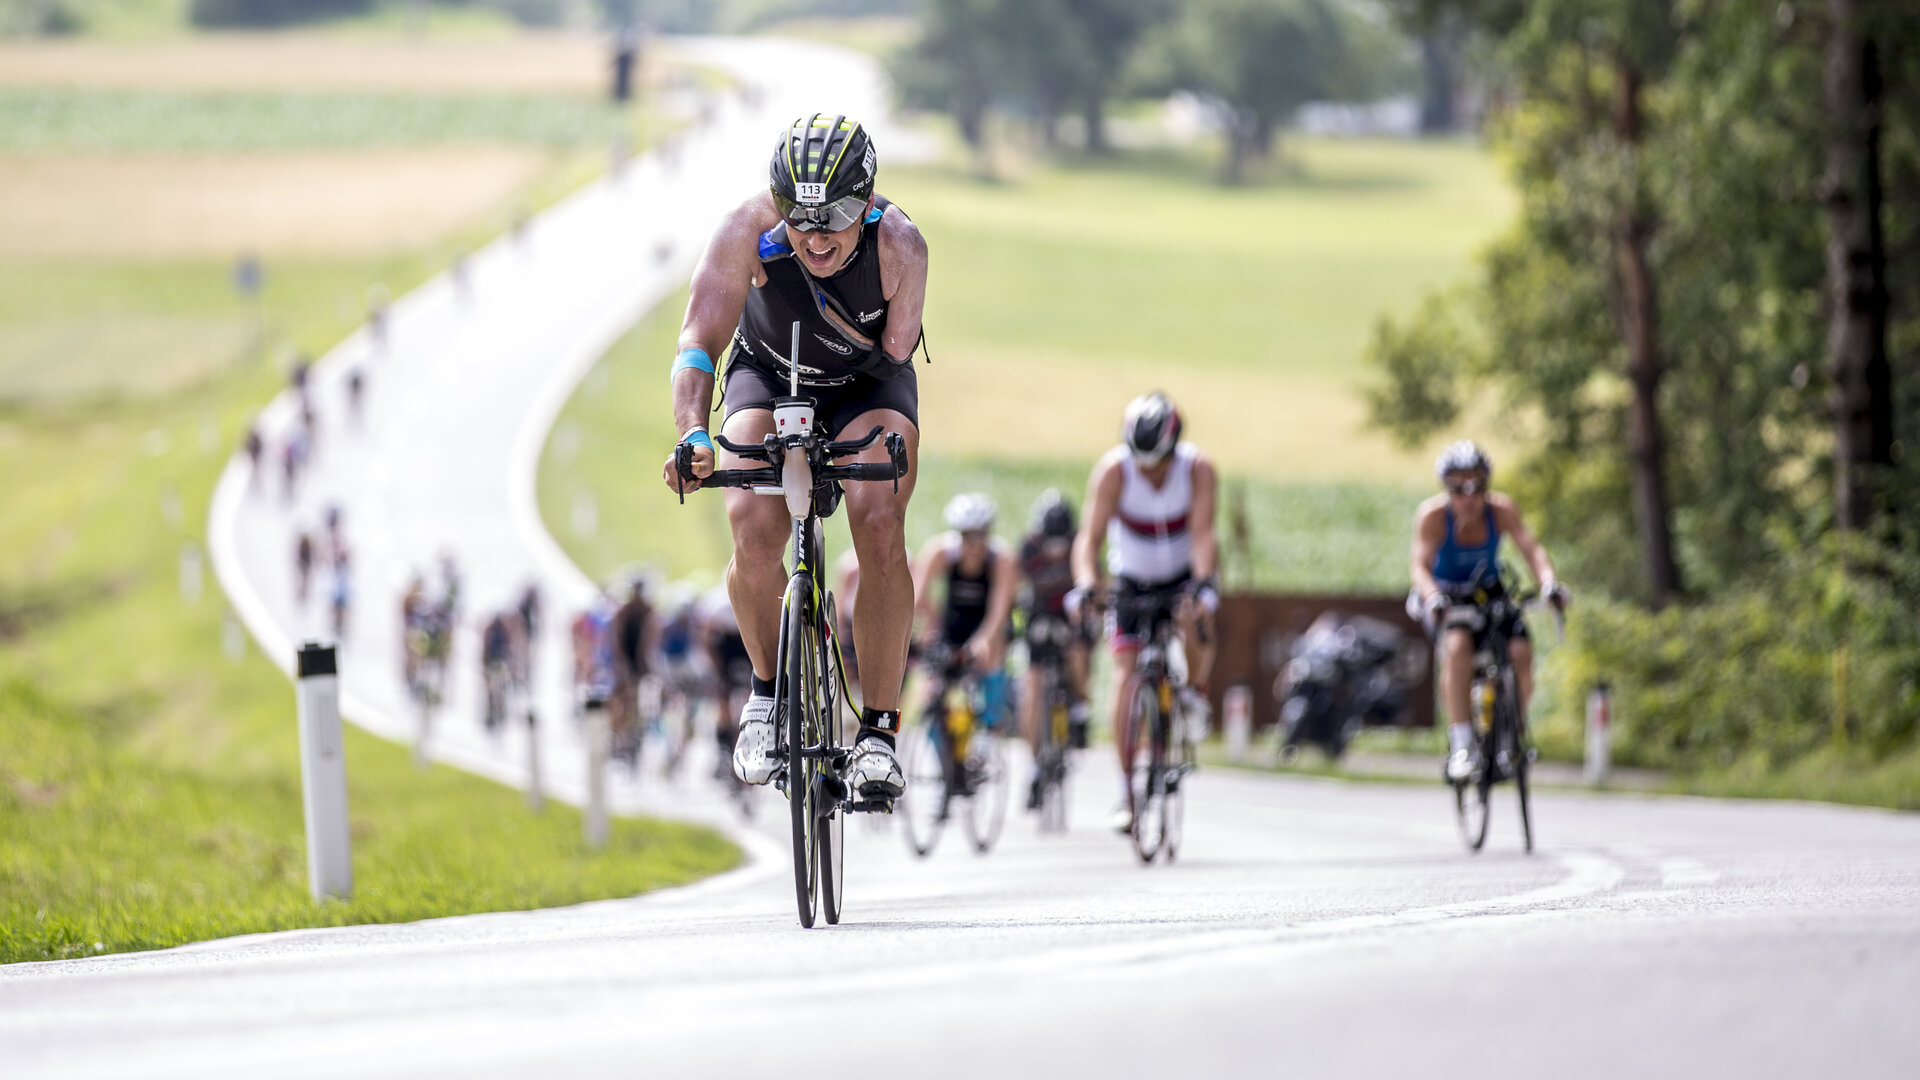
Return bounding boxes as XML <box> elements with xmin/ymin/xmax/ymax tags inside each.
<box><xmin>848</xmin><ymin>797</ymin><xmax>894</xmax><ymax>814</ymax></box>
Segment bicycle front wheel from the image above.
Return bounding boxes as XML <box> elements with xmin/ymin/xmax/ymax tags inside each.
<box><xmin>1125</xmin><ymin>677</ymin><xmax>1166</xmax><ymax>864</ymax></box>
<box><xmin>899</xmin><ymin>719</ymin><xmax>947</xmax><ymax>857</ymax></box>
<box><xmin>1163</xmin><ymin>721</ymin><xmax>1191</xmax><ymax>864</ymax></box>
<box><xmin>1038</xmin><ymin>688</ymin><xmax>1070</xmax><ymax>834</ymax></box>
<box><xmin>784</xmin><ymin>583</ymin><xmax>823</xmax><ymax>928</ymax></box>
<box><xmin>819</xmin><ymin>622</ymin><xmax>847</xmax><ymax>924</ymax></box>
<box><xmin>1504</xmin><ymin>681</ymin><xmax>1533</xmax><ymax>855</ymax></box>
<box><xmin>965</xmin><ymin>731</ymin><xmax>1011</xmax><ymax>854</ymax></box>
<box><xmin>1454</xmin><ymin>770</ymin><xmax>1490</xmax><ymax>853</ymax></box>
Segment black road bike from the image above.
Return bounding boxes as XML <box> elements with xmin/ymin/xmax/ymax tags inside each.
<box><xmin>1439</xmin><ymin>585</ymin><xmax>1561</xmax><ymax>854</ymax></box>
<box><xmin>899</xmin><ymin>643</ymin><xmax>1012</xmax><ymax>857</ymax></box>
<box><xmin>1026</xmin><ymin>614</ymin><xmax>1080</xmax><ymax>834</ymax></box>
<box><xmin>1115</xmin><ymin>589</ymin><xmax>1197</xmax><ymax>865</ymax></box>
<box><xmin>675</xmin><ymin>342</ymin><xmax>909</xmax><ymax>928</ymax></box>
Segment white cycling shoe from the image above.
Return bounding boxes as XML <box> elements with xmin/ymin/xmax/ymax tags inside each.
<box><xmin>1444</xmin><ymin>747</ymin><xmax>1477</xmax><ymax>783</ymax></box>
<box><xmin>731</xmin><ymin>694</ymin><xmax>779</xmax><ymax>785</ymax></box>
<box><xmin>847</xmin><ymin>735</ymin><xmax>904</xmax><ymax>800</ymax></box>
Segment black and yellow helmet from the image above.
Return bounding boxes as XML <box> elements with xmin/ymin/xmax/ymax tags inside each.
<box><xmin>769</xmin><ymin>113</ymin><xmax>876</xmax><ymax>232</ymax></box>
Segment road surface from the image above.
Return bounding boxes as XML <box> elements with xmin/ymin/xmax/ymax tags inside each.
<box><xmin>3</xmin><ymin>35</ymin><xmax>1916</xmax><ymax>1080</ymax></box>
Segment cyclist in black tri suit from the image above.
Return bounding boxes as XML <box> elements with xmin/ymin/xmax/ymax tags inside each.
<box><xmin>662</xmin><ymin>115</ymin><xmax>928</xmax><ymax>802</ymax></box>
<box><xmin>913</xmin><ymin>493</ymin><xmax>1019</xmax><ymax>726</ymax></box>
<box><xmin>1018</xmin><ymin>491</ymin><xmax>1091</xmax><ymax>806</ymax></box>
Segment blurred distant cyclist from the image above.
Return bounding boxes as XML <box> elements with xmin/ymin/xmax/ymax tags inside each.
<box><xmin>1070</xmin><ymin>392</ymin><xmax>1219</xmax><ymax>833</ymax></box>
<box><xmin>1409</xmin><ymin>441</ymin><xmax>1567</xmax><ymax>782</ymax></box>
<box><xmin>1018</xmin><ymin>490</ymin><xmax>1091</xmax><ymax>807</ymax></box>
<box><xmin>912</xmin><ymin>493</ymin><xmax>1019</xmax><ymax>726</ymax></box>
<box><xmin>661</xmin><ymin>114</ymin><xmax>928</xmax><ymax>804</ymax></box>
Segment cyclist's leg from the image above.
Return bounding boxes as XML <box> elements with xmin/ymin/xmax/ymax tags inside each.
<box><xmin>1509</xmin><ymin>631</ymin><xmax>1535</xmax><ymax>728</ymax></box>
<box><xmin>1108</xmin><ymin>643</ymin><xmax>1140</xmax><ymax>774</ymax></box>
<box><xmin>835</xmin><ymin>406</ymin><xmax>919</xmax><ymax>715</ymax></box>
<box><xmin>1018</xmin><ymin>651</ymin><xmax>1043</xmax><ymax>751</ymax></box>
<box><xmin>719</xmin><ymin>406</ymin><xmax>784</xmax><ymax>683</ymax></box>
<box><xmin>1174</xmin><ymin>595</ymin><xmax>1216</xmax><ymax>694</ymax></box>
<box><xmin>1439</xmin><ymin>626</ymin><xmax>1474</xmax><ymax>729</ymax></box>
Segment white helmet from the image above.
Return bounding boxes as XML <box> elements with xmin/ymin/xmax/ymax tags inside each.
<box><xmin>1434</xmin><ymin>440</ymin><xmax>1492</xmax><ymax>481</ymax></box>
<box><xmin>943</xmin><ymin>492</ymin><xmax>996</xmax><ymax>533</ymax></box>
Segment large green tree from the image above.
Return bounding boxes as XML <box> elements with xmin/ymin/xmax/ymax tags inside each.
<box><xmin>1368</xmin><ymin>0</ymin><xmax>1920</xmax><ymax>605</ymax></box>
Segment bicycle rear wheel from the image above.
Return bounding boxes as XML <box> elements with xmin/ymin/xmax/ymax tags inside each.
<box><xmin>899</xmin><ymin>719</ymin><xmax>947</xmax><ymax>857</ymax></box>
<box><xmin>1125</xmin><ymin>677</ymin><xmax>1166</xmax><ymax>864</ymax></box>
<box><xmin>784</xmin><ymin>583</ymin><xmax>822</xmax><ymax>928</ymax></box>
<box><xmin>965</xmin><ymin>731</ymin><xmax>1010</xmax><ymax>854</ymax></box>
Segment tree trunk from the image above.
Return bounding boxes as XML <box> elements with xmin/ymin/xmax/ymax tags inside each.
<box><xmin>1083</xmin><ymin>97</ymin><xmax>1108</xmax><ymax>153</ymax></box>
<box><xmin>1610</xmin><ymin>58</ymin><xmax>1684</xmax><ymax>607</ymax></box>
<box><xmin>1419</xmin><ymin>31</ymin><xmax>1456</xmax><ymax>133</ymax></box>
<box><xmin>1221</xmin><ymin>108</ymin><xmax>1257</xmax><ymax>184</ymax></box>
<box><xmin>1823</xmin><ymin>0</ymin><xmax>1892</xmax><ymax>531</ymax></box>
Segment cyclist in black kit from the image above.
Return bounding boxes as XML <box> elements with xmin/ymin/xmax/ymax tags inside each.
<box><xmin>661</xmin><ymin>115</ymin><xmax>928</xmax><ymax>802</ymax></box>
<box><xmin>913</xmin><ymin>493</ymin><xmax>1019</xmax><ymax>726</ymax></box>
<box><xmin>1018</xmin><ymin>491</ymin><xmax>1091</xmax><ymax>805</ymax></box>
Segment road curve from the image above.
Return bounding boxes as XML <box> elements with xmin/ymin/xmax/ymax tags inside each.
<box><xmin>4</xmin><ymin>37</ymin><xmax>1918</xmax><ymax>1080</ymax></box>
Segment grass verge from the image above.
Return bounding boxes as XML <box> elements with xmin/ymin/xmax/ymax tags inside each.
<box><xmin>1</xmin><ymin>45</ymin><xmax>738</xmax><ymax>964</ymax></box>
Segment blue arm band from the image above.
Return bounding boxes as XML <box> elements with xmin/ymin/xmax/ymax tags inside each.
<box><xmin>670</xmin><ymin>348</ymin><xmax>714</xmax><ymax>380</ymax></box>
<box><xmin>681</xmin><ymin>428</ymin><xmax>714</xmax><ymax>452</ymax></box>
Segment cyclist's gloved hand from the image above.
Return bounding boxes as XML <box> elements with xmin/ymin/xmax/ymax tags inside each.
<box><xmin>846</xmin><ymin>345</ymin><xmax>912</xmax><ymax>383</ymax></box>
<box><xmin>664</xmin><ymin>428</ymin><xmax>715</xmax><ymax>493</ymax></box>
<box><xmin>1544</xmin><ymin>578</ymin><xmax>1571</xmax><ymax>608</ymax></box>
<box><xmin>1419</xmin><ymin>590</ymin><xmax>1447</xmax><ymax>632</ymax></box>
<box><xmin>1189</xmin><ymin>578</ymin><xmax>1220</xmax><ymax>614</ymax></box>
<box><xmin>1064</xmin><ymin>585</ymin><xmax>1092</xmax><ymax>623</ymax></box>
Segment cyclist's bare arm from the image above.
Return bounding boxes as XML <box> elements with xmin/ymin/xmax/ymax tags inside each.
<box><xmin>910</xmin><ymin>535</ymin><xmax>951</xmax><ymax>641</ymax></box>
<box><xmin>1187</xmin><ymin>453</ymin><xmax>1220</xmax><ymax>582</ymax></box>
<box><xmin>876</xmin><ymin>207</ymin><xmax>928</xmax><ymax>362</ymax></box>
<box><xmin>975</xmin><ymin>541</ymin><xmax>1021</xmax><ymax>658</ymax></box>
<box><xmin>1409</xmin><ymin>497</ymin><xmax>1449</xmax><ymax>602</ymax></box>
<box><xmin>1492</xmin><ymin>494</ymin><xmax>1558</xmax><ymax>591</ymax></box>
<box><xmin>661</xmin><ymin>193</ymin><xmax>782</xmax><ymax>493</ymax></box>
<box><xmin>1073</xmin><ymin>450</ymin><xmax>1125</xmax><ymax>588</ymax></box>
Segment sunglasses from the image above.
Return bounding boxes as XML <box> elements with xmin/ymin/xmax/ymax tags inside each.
<box><xmin>1445</xmin><ymin>478</ymin><xmax>1488</xmax><ymax>496</ymax></box>
<box><xmin>773</xmin><ymin>191</ymin><xmax>867</xmax><ymax>233</ymax></box>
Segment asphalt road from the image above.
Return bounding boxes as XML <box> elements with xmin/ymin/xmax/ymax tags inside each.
<box><xmin>3</xmin><ymin>36</ymin><xmax>1917</xmax><ymax>1080</ymax></box>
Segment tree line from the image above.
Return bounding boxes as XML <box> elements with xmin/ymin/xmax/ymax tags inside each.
<box><xmin>896</xmin><ymin>0</ymin><xmax>1417</xmax><ymax>180</ymax></box>
<box><xmin>1365</xmin><ymin>0</ymin><xmax>1918</xmax><ymax>774</ymax></box>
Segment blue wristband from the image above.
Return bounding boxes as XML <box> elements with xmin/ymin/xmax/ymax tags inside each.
<box><xmin>681</xmin><ymin>428</ymin><xmax>714</xmax><ymax>452</ymax></box>
<box><xmin>670</xmin><ymin>348</ymin><xmax>714</xmax><ymax>380</ymax></box>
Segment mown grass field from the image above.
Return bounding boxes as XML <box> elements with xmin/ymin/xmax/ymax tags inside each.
<box><xmin>0</xmin><ymin>28</ymin><xmax>739</xmax><ymax>965</ymax></box>
<box><xmin>540</xmin><ymin>139</ymin><xmax>1512</xmax><ymax>592</ymax></box>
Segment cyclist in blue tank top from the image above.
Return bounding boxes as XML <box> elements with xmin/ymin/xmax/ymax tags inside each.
<box><xmin>1410</xmin><ymin>442</ymin><xmax>1568</xmax><ymax>782</ymax></box>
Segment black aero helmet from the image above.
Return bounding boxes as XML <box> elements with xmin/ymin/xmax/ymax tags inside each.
<box><xmin>1122</xmin><ymin>392</ymin><xmax>1182</xmax><ymax>466</ymax></box>
<box><xmin>1030</xmin><ymin>489</ymin><xmax>1076</xmax><ymax>538</ymax></box>
<box><xmin>769</xmin><ymin>114</ymin><xmax>876</xmax><ymax>233</ymax></box>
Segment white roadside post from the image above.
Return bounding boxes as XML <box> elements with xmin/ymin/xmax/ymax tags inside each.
<box><xmin>1584</xmin><ymin>682</ymin><xmax>1613</xmax><ymax>787</ymax></box>
<box><xmin>583</xmin><ymin>695</ymin><xmax>610</xmax><ymax>849</ymax></box>
<box><xmin>1223</xmin><ymin>686</ymin><xmax>1253</xmax><ymax>763</ymax></box>
<box><xmin>525</xmin><ymin>705</ymin><xmax>545</xmax><ymax>813</ymax></box>
<box><xmin>295</xmin><ymin>642</ymin><xmax>352</xmax><ymax>900</ymax></box>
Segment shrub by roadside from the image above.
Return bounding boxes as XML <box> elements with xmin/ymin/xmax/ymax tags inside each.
<box><xmin>1544</xmin><ymin>535</ymin><xmax>1920</xmax><ymax>806</ymax></box>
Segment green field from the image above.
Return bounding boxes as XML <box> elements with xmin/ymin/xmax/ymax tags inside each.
<box><xmin>540</xmin><ymin>139</ymin><xmax>1510</xmax><ymax>590</ymax></box>
<box><xmin>0</xmin><ymin>88</ymin><xmax>646</xmax><ymax>152</ymax></box>
<box><xmin>0</xmin><ymin>33</ymin><xmax>739</xmax><ymax>965</ymax></box>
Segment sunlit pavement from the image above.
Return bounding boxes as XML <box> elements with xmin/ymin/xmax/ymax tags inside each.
<box><xmin>3</xmin><ymin>38</ymin><xmax>1918</xmax><ymax>1080</ymax></box>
